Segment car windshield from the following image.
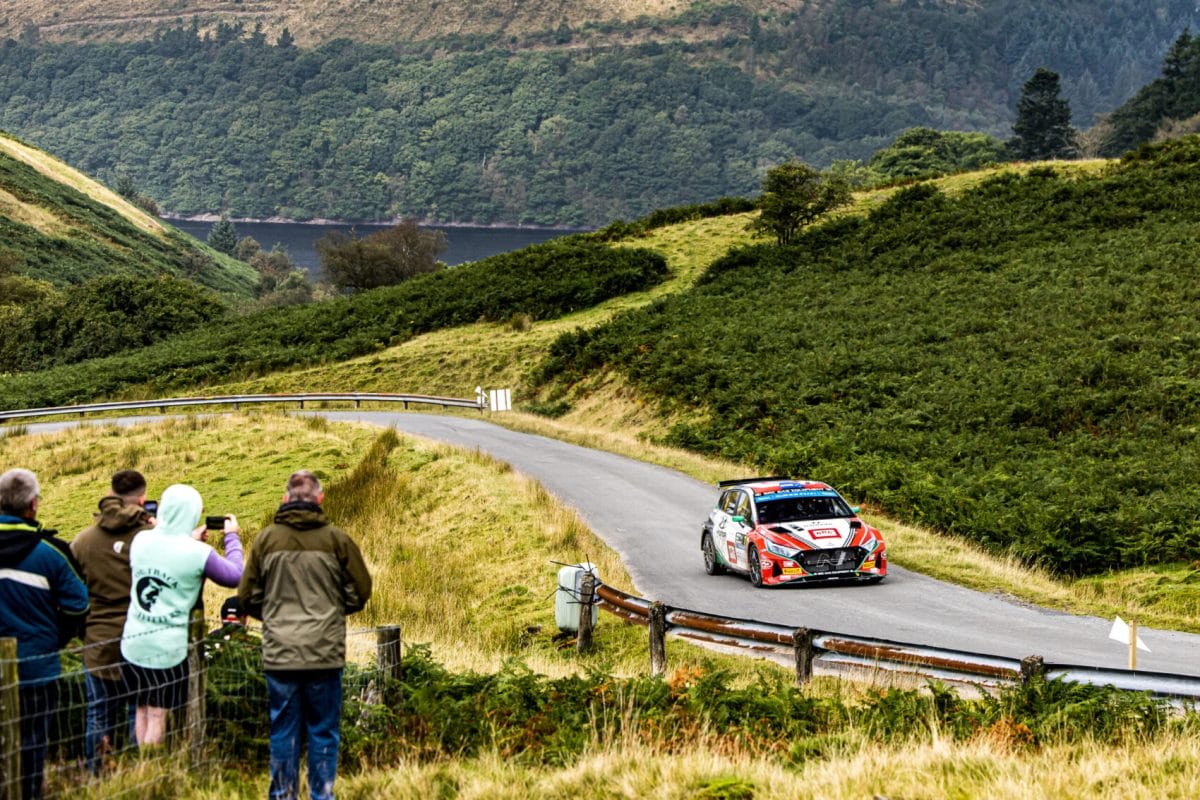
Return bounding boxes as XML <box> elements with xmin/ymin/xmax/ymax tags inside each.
<box><xmin>755</xmin><ymin>493</ymin><xmax>852</xmax><ymax>524</ymax></box>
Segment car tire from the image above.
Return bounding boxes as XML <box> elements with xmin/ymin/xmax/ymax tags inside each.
<box><xmin>702</xmin><ymin>532</ymin><xmax>723</xmax><ymax>575</ymax></box>
<box><xmin>748</xmin><ymin>546</ymin><xmax>764</xmax><ymax>588</ymax></box>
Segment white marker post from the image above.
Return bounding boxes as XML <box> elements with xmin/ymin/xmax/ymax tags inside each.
<box><xmin>1109</xmin><ymin>615</ymin><xmax>1150</xmax><ymax>670</ymax></box>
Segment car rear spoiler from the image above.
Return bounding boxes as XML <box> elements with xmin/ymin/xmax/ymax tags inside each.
<box><xmin>716</xmin><ymin>476</ymin><xmax>793</xmax><ymax>488</ymax></box>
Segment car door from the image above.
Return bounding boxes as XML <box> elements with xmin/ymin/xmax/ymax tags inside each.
<box><xmin>731</xmin><ymin>491</ymin><xmax>754</xmax><ymax>565</ymax></box>
<box><xmin>713</xmin><ymin>489</ymin><xmax>742</xmax><ymax>567</ymax></box>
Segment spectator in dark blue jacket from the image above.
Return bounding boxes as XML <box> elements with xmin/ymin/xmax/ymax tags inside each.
<box><xmin>0</xmin><ymin>468</ymin><xmax>89</xmax><ymax>799</ymax></box>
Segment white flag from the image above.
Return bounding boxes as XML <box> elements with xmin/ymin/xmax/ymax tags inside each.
<box><xmin>1109</xmin><ymin>615</ymin><xmax>1151</xmax><ymax>653</ymax></box>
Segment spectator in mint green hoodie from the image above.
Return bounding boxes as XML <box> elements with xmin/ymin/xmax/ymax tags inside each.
<box><xmin>120</xmin><ymin>483</ymin><xmax>243</xmax><ymax>747</ymax></box>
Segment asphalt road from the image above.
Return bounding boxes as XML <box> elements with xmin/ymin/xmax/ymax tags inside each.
<box><xmin>17</xmin><ymin>411</ymin><xmax>1200</xmax><ymax>675</ymax></box>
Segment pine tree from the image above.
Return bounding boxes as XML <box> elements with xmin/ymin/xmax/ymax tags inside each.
<box><xmin>1008</xmin><ymin>68</ymin><xmax>1079</xmax><ymax>160</ymax></box>
<box><xmin>207</xmin><ymin>216</ymin><xmax>239</xmax><ymax>256</ymax></box>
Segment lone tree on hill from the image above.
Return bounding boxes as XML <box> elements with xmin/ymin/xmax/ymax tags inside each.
<box><xmin>207</xmin><ymin>216</ymin><xmax>239</xmax><ymax>256</ymax></box>
<box><xmin>750</xmin><ymin>161</ymin><xmax>852</xmax><ymax>246</ymax></box>
<box><xmin>1008</xmin><ymin>68</ymin><xmax>1079</xmax><ymax>160</ymax></box>
<box><xmin>317</xmin><ymin>219</ymin><xmax>447</xmax><ymax>293</ymax></box>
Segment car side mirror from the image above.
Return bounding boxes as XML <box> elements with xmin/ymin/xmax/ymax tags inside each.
<box><xmin>852</xmin><ymin>506</ymin><xmax>860</xmax><ymax>514</ymax></box>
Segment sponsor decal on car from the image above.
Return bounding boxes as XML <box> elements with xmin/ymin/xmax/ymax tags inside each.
<box><xmin>809</xmin><ymin>527</ymin><xmax>841</xmax><ymax>539</ymax></box>
<box><xmin>781</xmin><ymin>567</ymin><xmax>805</xmax><ymax>575</ymax></box>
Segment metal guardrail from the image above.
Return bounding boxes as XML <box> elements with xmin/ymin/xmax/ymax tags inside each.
<box><xmin>595</xmin><ymin>583</ymin><xmax>1200</xmax><ymax>700</ymax></box>
<box><xmin>0</xmin><ymin>392</ymin><xmax>485</xmax><ymax>421</ymax></box>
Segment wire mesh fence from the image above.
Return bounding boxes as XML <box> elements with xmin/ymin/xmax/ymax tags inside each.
<box><xmin>0</xmin><ymin>616</ymin><xmax>400</xmax><ymax>799</ymax></box>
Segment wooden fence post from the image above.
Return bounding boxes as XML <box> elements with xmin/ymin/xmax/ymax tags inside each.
<box><xmin>576</xmin><ymin>573</ymin><xmax>595</xmax><ymax>653</ymax></box>
<box><xmin>792</xmin><ymin>628</ymin><xmax>813</xmax><ymax>686</ymax></box>
<box><xmin>185</xmin><ymin>609</ymin><xmax>206</xmax><ymax>770</ymax></box>
<box><xmin>0</xmin><ymin>638</ymin><xmax>19</xmax><ymax>800</ymax></box>
<box><xmin>376</xmin><ymin>626</ymin><xmax>402</xmax><ymax>708</ymax></box>
<box><xmin>1020</xmin><ymin>655</ymin><xmax>1045</xmax><ymax>685</ymax></box>
<box><xmin>648</xmin><ymin>602</ymin><xmax>667</xmax><ymax>677</ymax></box>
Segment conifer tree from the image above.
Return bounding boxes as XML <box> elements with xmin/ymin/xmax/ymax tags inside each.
<box><xmin>1008</xmin><ymin>68</ymin><xmax>1079</xmax><ymax>160</ymax></box>
<box><xmin>207</xmin><ymin>216</ymin><xmax>239</xmax><ymax>256</ymax></box>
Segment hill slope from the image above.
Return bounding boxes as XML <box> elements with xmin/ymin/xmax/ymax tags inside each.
<box><xmin>534</xmin><ymin>141</ymin><xmax>1200</xmax><ymax>576</ymax></box>
<box><xmin>0</xmin><ymin>0</ymin><xmax>703</xmax><ymax>46</ymax></box>
<box><xmin>0</xmin><ymin>131</ymin><xmax>257</xmax><ymax>293</ymax></box>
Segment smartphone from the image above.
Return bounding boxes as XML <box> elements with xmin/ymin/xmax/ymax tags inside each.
<box><xmin>144</xmin><ymin>500</ymin><xmax>158</xmax><ymax>515</ymax></box>
<box><xmin>205</xmin><ymin>515</ymin><xmax>227</xmax><ymax>530</ymax></box>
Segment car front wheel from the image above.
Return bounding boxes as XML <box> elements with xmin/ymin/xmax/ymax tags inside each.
<box><xmin>748</xmin><ymin>546</ymin><xmax>764</xmax><ymax>587</ymax></box>
<box><xmin>702</xmin><ymin>532</ymin><xmax>723</xmax><ymax>575</ymax></box>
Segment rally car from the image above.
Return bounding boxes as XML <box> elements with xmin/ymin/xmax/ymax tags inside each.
<box><xmin>701</xmin><ymin>477</ymin><xmax>886</xmax><ymax>587</ymax></box>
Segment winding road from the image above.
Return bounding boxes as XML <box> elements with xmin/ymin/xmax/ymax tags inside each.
<box><xmin>20</xmin><ymin>410</ymin><xmax>1200</xmax><ymax>676</ymax></box>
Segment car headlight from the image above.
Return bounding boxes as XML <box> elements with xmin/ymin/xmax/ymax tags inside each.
<box><xmin>763</xmin><ymin>539</ymin><xmax>798</xmax><ymax>559</ymax></box>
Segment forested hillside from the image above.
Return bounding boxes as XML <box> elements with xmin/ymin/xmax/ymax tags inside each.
<box><xmin>0</xmin><ymin>2</ymin><xmax>1195</xmax><ymax>226</ymax></box>
<box><xmin>1101</xmin><ymin>30</ymin><xmax>1200</xmax><ymax>156</ymax></box>
<box><xmin>536</xmin><ymin>138</ymin><xmax>1200</xmax><ymax>576</ymax></box>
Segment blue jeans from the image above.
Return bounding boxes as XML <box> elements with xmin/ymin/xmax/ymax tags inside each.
<box><xmin>84</xmin><ymin>671</ymin><xmax>134</xmax><ymax>775</ymax></box>
<box><xmin>266</xmin><ymin>669</ymin><xmax>343</xmax><ymax>800</ymax></box>
<box><xmin>19</xmin><ymin>681</ymin><xmax>57</xmax><ymax>800</ymax></box>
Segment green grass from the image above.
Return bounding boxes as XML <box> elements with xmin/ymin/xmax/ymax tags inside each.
<box><xmin>0</xmin><ymin>132</ymin><xmax>257</xmax><ymax>295</ymax></box>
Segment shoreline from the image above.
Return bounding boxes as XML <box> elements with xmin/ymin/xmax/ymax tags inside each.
<box><xmin>158</xmin><ymin>213</ymin><xmax>589</xmax><ymax>232</ymax></box>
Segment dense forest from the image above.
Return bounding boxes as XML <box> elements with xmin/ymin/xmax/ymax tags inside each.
<box><xmin>536</xmin><ymin>138</ymin><xmax>1200</xmax><ymax>575</ymax></box>
<box><xmin>1102</xmin><ymin>29</ymin><xmax>1200</xmax><ymax>156</ymax></box>
<box><xmin>0</xmin><ymin>1</ymin><xmax>1195</xmax><ymax>225</ymax></box>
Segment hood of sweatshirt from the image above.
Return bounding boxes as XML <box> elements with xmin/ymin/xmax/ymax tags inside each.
<box><xmin>274</xmin><ymin>501</ymin><xmax>329</xmax><ymax>530</ymax></box>
<box><xmin>0</xmin><ymin>515</ymin><xmax>42</xmax><ymax>567</ymax></box>
<box><xmin>96</xmin><ymin>495</ymin><xmax>151</xmax><ymax>535</ymax></box>
<box><xmin>156</xmin><ymin>484</ymin><xmax>203</xmax><ymax>537</ymax></box>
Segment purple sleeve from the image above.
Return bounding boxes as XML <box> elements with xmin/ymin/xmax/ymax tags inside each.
<box><xmin>203</xmin><ymin>531</ymin><xmax>245</xmax><ymax>587</ymax></box>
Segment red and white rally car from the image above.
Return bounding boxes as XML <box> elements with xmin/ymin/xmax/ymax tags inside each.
<box><xmin>701</xmin><ymin>477</ymin><xmax>887</xmax><ymax>587</ymax></box>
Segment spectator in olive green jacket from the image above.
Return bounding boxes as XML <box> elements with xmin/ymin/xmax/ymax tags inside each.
<box><xmin>238</xmin><ymin>469</ymin><xmax>371</xmax><ymax>800</ymax></box>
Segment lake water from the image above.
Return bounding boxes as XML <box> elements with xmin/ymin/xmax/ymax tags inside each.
<box><xmin>166</xmin><ymin>219</ymin><xmax>574</xmax><ymax>275</ymax></box>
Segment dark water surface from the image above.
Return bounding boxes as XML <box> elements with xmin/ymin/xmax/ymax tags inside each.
<box><xmin>166</xmin><ymin>219</ymin><xmax>573</xmax><ymax>274</ymax></box>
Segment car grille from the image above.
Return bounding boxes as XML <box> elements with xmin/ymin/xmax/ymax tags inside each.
<box><xmin>798</xmin><ymin>547</ymin><xmax>866</xmax><ymax>574</ymax></box>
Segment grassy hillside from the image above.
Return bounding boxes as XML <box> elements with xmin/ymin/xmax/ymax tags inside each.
<box><xmin>0</xmin><ymin>131</ymin><xmax>256</xmax><ymax>293</ymax></box>
<box><xmin>187</xmin><ymin>160</ymin><xmax>1200</xmax><ymax>632</ymax></box>
<box><xmin>0</xmin><ymin>0</ymin><xmax>699</xmax><ymax>46</ymax></box>
<box><xmin>0</xmin><ymin>239</ymin><xmax>668</xmax><ymax>406</ymax></box>
<box><xmin>535</xmin><ymin>138</ymin><xmax>1200</xmax><ymax>576</ymax></box>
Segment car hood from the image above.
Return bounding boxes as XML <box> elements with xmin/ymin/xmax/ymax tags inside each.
<box><xmin>764</xmin><ymin>519</ymin><xmax>855</xmax><ymax>549</ymax></box>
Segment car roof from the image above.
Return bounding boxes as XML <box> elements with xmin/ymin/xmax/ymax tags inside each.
<box><xmin>721</xmin><ymin>478</ymin><xmax>835</xmax><ymax>495</ymax></box>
